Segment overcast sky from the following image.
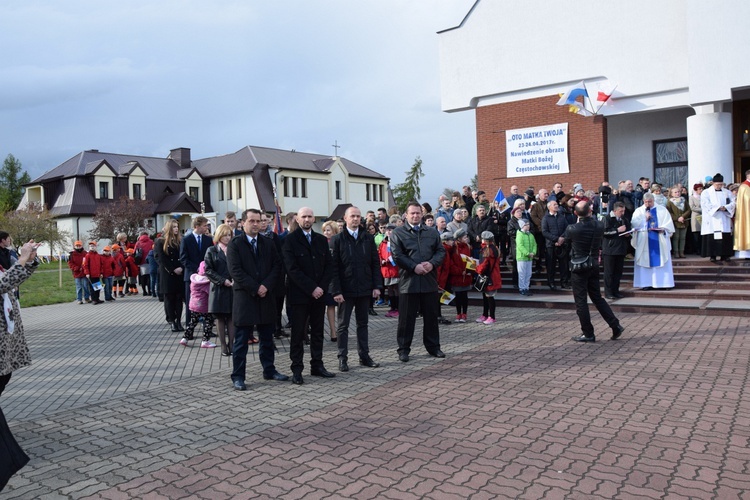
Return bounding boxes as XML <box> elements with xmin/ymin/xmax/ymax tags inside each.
<box><xmin>0</xmin><ymin>1</ymin><xmax>477</xmax><ymax>205</ymax></box>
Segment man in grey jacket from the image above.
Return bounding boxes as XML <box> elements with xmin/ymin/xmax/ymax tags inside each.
<box><xmin>389</xmin><ymin>202</ymin><xmax>447</xmax><ymax>362</ymax></box>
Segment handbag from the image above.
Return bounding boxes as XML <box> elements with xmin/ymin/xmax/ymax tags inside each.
<box><xmin>569</xmin><ymin>233</ymin><xmax>597</xmax><ymax>274</ymax></box>
<box><xmin>473</xmin><ymin>273</ymin><xmax>491</xmax><ymax>292</ymax></box>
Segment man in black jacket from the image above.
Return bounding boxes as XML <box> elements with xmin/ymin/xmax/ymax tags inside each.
<box><xmin>226</xmin><ymin>209</ymin><xmax>287</xmax><ymax>391</ymax></box>
<box><xmin>282</xmin><ymin>207</ymin><xmax>335</xmax><ymax>385</ymax></box>
<box><xmin>329</xmin><ymin>206</ymin><xmax>384</xmax><ymax>372</ymax></box>
<box><xmin>467</xmin><ymin>205</ymin><xmax>498</xmax><ymax>258</ymax></box>
<box><xmin>563</xmin><ymin>202</ymin><xmax>625</xmax><ymax>342</ymax></box>
<box><xmin>390</xmin><ymin>202</ymin><xmax>447</xmax><ymax>362</ymax></box>
<box><xmin>541</xmin><ymin>200</ymin><xmax>570</xmax><ymax>290</ymax></box>
<box><xmin>602</xmin><ymin>202</ymin><xmax>632</xmax><ymax>299</ymax></box>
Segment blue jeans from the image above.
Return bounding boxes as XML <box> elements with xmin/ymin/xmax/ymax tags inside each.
<box><xmin>149</xmin><ymin>271</ymin><xmax>159</xmax><ymax>296</ymax></box>
<box><xmin>103</xmin><ymin>277</ymin><xmax>114</xmax><ymax>300</ymax></box>
<box><xmin>74</xmin><ymin>277</ymin><xmax>90</xmax><ymax>301</ymax></box>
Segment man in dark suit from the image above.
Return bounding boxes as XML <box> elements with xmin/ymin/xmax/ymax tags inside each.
<box><xmin>602</xmin><ymin>201</ymin><xmax>632</xmax><ymax>299</ymax></box>
<box><xmin>390</xmin><ymin>202</ymin><xmax>446</xmax><ymax>362</ymax></box>
<box><xmin>282</xmin><ymin>207</ymin><xmax>335</xmax><ymax>385</ymax></box>
<box><xmin>179</xmin><ymin>216</ymin><xmax>213</xmax><ymax>324</ymax></box>
<box><xmin>330</xmin><ymin>206</ymin><xmax>383</xmax><ymax>372</ymax></box>
<box><xmin>226</xmin><ymin>209</ymin><xmax>287</xmax><ymax>391</ymax></box>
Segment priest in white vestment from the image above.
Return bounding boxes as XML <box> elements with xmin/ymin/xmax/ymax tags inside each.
<box><xmin>701</xmin><ymin>173</ymin><xmax>736</xmax><ymax>263</ymax></box>
<box><xmin>630</xmin><ymin>192</ymin><xmax>675</xmax><ymax>289</ymax></box>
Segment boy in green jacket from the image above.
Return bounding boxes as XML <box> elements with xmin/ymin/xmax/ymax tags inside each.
<box><xmin>516</xmin><ymin>219</ymin><xmax>537</xmax><ymax>296</ymax></box>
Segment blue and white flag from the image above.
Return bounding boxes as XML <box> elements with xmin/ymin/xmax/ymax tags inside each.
<box><xmin>494</xmin><ymin>188</ymin><xmax>510</xmax><ymax>213</ymax></box>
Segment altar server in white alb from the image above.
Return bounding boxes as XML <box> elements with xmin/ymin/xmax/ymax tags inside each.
<box><xmin>701</xmin><ymin>173</ymin><xmax>736</xmax><ymax>263</ymax></box>
<box><xmin>630</xmin><ymin>192</ymin><xmax>675</xmax><ymax>289</ymax></box>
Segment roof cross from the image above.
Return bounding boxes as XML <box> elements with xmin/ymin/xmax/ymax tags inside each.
<box><xmin>332</xmin><ymin>140</ymin><xmax>341</xmax><ymax>157</ymax></box>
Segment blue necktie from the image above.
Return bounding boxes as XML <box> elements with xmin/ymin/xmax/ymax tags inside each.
<box><xmin>196</xmin><ymin>236</ymin><xmax>201</xmax><ymax>252</ymax></box>
<box><xmin>306</xmin><ymin>232</ymin><xmax>312</xmax><ymax>245</ymax></box>
<box><xmin>251</xmin><ymin>238</ymin><xmax>257</xmax><ymax>256</ymax></box>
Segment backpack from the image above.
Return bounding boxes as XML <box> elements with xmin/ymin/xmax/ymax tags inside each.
<box><xmin>134</xmin><ymin>248</ymin><xmax>143</xmax><ymax>265</ymax></box>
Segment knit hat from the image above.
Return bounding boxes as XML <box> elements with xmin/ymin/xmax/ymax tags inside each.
<box><xmin>453</xmin><ymin>228</ymin><xmax>467</xmax><ymax>240</ymax></box>
<box><xmin>519</xmin><ymin>219</ymin><xmax>530</xmax><ymax>229</ymax></box>
<box><xmin>573</xmin><ymin>183</ymin><xmax>583</xmax><ymax>193</ymax></box>
<box><xmin>693</xmin><ymin>183</ymin><xmax>704</xmax><ymax>191</ymax></box>
<box><xmin>385</xmin><ymin>224</ymin><xmax>396</xmax><ymax>230</ymax></box>
<box><xmin>440</xmin><ymin>232</ymin><xmax>454</xmax><ymax>242</ymax></box>
<box><xmin>88</xmin><ymin>241</ymin><xmax>97</xmax><ymax>246</ymax></box>
<box><xmin>125</xmin><ymin>248</ymin><xmax>134</xmax><ymax>254</ymax></box>
<box><xmin>480</xmin><ymin>230</ymin><xmax>495</xmax><ymax>241</ymax></box>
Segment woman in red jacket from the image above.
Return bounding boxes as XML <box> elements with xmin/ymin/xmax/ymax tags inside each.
<box><xmin>475</xmin><ymin>231</ymin><xmax>502</xmax><ymax>325</ymax></box>
<box><xmin>378</xmin><ymin>224</ymin><xmax>400</xmax><ymax>318</ymax></box>
<box><xmin>450</xmin><ymin>228</ymin><xmax>473</xmax><ymax>323</ymax></box>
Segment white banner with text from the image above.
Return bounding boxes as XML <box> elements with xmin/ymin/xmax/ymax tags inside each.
<box><xmin>505</xmin><ymin>123</ymin><xmax>569</xmax><ymax>178</ymax></box>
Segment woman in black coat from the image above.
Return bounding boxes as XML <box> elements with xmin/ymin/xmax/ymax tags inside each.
<box><xmin>204</xmin><ymin>224</ymin><xmax>235</xmax><ymax>356</ymax></box>
<box><xmin>154</xmin><ymin>219</ymin><xmax>184</xmax><ymax>332</ymax></box>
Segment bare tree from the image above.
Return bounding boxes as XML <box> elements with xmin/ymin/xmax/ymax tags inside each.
<box><xmin>0</xmin><ymin>202</ymin><xmax>69</xmax><ymax>253</ymax></box>
<box><xmin>89</xmin><ymin>197</ymin><xmax>155</xmax><ymax>242</ymax></box>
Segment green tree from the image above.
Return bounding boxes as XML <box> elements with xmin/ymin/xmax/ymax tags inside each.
<box><xmin>392</xmin><ymin>156</ymin><xmax>424</xmax><ymax>212</ymax></box>
<box><xmin>89</xmin><ymin>196</ymin><xmax>156</xmax><ymax>242</ymax></box>
<box><xmin>0</xmin><ymin>154</ymin><xmax>31</xmax><ymax>212</ymax></box>
<box><xmin>0</xmin><ymin>202</ymin><xmax>70</xmax><ymax>254</ymax></box>
<box><xmin>470</xmin><ymin>174</ymin><xmax>478</xmax><ymax>191</ymax></box>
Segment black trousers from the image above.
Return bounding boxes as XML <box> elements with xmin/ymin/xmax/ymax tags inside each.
<box><xmin>163</xmin><ymin>291</ymin><xmax>184</xmax><ymax>323</ymax></box>
<box><xmin>546</xmin><ymin>247</ymin><xmax>570</xmax><ymax>287</ymax></box>
<box><xmin>289</xmin><ymin>299</ymin><xmax>325</xmax><ymax>374</ymax></box>
<box><xmin>603</xmin><ymin>254</ymin><xmax>625</xmax><ymax>296</ymax></box>
<box><xmin>232</xmin><ymin>323</ymin><xmax>276</xmax><ymax>382</ymax></box>
<box><xmin>570</xmin><ymin>265</ymin><xmax>619</xmax><ymax>338</ymax></box>
<box><xmin>336</xmin><ymin>295</ymin><xmax>372</xmax><ymax>360</ymax></box>
<box><xmin>396</xmin><ymin>292</ymin><xmax>441</xmax><ymax>355</ymax></box>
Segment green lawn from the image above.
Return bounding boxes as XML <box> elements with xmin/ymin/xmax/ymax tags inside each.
<box><xmin>19</xmin><ymin>261</ymin><xmax>77</xmax><ymax>307</ymax></box>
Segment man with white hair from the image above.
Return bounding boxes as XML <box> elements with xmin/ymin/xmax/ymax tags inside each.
<box><xmin>630</xmin><ymin>192</ymin><xmax>675</xmax><ymax>289</ymax></box>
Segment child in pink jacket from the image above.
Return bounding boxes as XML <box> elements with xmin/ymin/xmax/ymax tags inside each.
<box><xmin>179</xmin><ymin>261</ymin><xmax>216</xmax><ymax>348</ymax></box>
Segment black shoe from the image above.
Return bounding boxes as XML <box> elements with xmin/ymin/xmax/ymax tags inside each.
<box><xmin>572</xmin><ymin>334</ymin><xmax>595</xmax><ymax>343</ymax></box>
<box><xmin>605</xmin><ymin>295</ymin><xmax>615</xmax><ymax>299</ymax></box>
<box><xmin>721</xmin><ymin>257</ymin><xmax>731</xmax><ymax>262</ymax></box>
<box><xmin>438</xmin><ymin>317</ymin><xmax>452</xmax><ymax>325</ymax></box>
<box><xmin>613</xmin><ymin>293</ymin><xmax>625</xmax><ymax>299</ymax></box>
<box><xmin>175</xmin><ymin>320</ymin><xmax>185</xmax><ymax>332</ymax></box>
<box><xmin>561</xmin><ymin>284</ymin><xmax>572</xmax><ymax>290</ymax></box>
<box><xmin>311</xmin><ymin>367</ymin><xmax>336</xmax><ymax>378</ymax></box>
<box><xmin>549</xmin><ymin>285</ymin><xmax>558</xmax><ymax>291</ymax></box>
<box><xmin>368</xmin><ymin>308</ymin><xmax>378</xmax><ymax>316</ymax></box>
<box><xmin>233</xmin><ymin>380</ymin><xmax>246</xmax><ymax>391</ymax></box>
<box><xmin>359</xmin><ymin>357</ymin><xmax>379</xmax><ymax>368</ymax></box>
<box><xmin>263</xmin><ymin>372</ymin><xmax>290</xmax><ymax>381</ymax></box>
<box><xmin>429</xmin><ymin>350</ymin><xmax>446</xmax><ymax>358</ymax></box>
<box><xmin>171</xmin><ymin>321</ymin><xmax>180</xmax><ymax>332</ymax></box>
<box><xmin>221</xmin><ymin>349</ymin><xmax>231</xmax><ymax>357</ymax></box>
<box><xmin>330</xmin><ymin>335</ymin><xmax>338</xmax><ymax>342</ymax></box>
<box><xmin>339</xmin><ymin>358</ymin><xmax>349</xmax><ymax>372</ymax></box>
<box><xmin>611</xmin><ymin>324</ymin><xmax>625</xmax><ymax>340</ymax></box>
<box><xmin>399</xmin><ymin>352</ymin><xmax>409</xmax><ymax>362</ymax></box>
<box><xmin>284</xmin><ymin>321</ymin><xmax>292</xmax><ymax>329</ymax></box>
<box><xmin>710</xmin><ymin>257</ymin><xmax>718</xmax><ymax>264</ymax></box>
<box><xmin>292</xmin><ymin>373</ymin><xmax>304</xmax><ymax>385</ymax></box>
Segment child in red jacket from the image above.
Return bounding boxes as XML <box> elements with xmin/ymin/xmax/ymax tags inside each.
<box><xmin>450</xmin><ymin>228</ymin><xmax>474</xmax><ymax>323</ymax></box>
<box><xmin>100</xmin><ymin>246</ymin><xmax>116</xmax><ymax>301</ymax></box>
<box><xmin>378</xmin><ymin>225</ymin><xmax>400</xmax><ymax>318</ymax></box>
<box><xmin>111</xmin><ymin>244</ymin><xmax>126</xmax><ymax>297</ymax></box>
<box><xmin>123</xmin><ymin>249</ymin><xmax>139</xmax><ymax>295</ymax></box>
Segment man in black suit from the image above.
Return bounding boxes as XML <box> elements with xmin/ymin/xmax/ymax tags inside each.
<box><xmin>390</xmin><ymin>202</ymin><xmax>446</xmax><ymax>362</ymax></box>
<box><xmin>329</xmin><ymin>206</ymin><xmax>383</xmax><ymax>372</ymax></box>
<box><xmin>179</xmin><ymin>216</ymin><xmax>213</xmax><ymax>324</ymax></box>
<box><xmin>282</xmin><ymin>207</ymin><xmax>335</xmax><ymax>385</ymax></box>
<box><xmin>226</xmin><ymin>209</ymin><xmax>288</xmax><ymax>391</ymax></box>
<box><xmin>602</xmin><ymin>201</ymin><xmax>632</xmax><ymax>299</ymax></box>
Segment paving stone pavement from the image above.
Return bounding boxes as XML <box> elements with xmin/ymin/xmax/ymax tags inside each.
<box><xmin>3</xmin><ymin>296</ymin><xmax>750</xmax><ymax>499</ymax></box>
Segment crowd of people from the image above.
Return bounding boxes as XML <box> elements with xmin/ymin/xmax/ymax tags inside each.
<box><xmin>60</xmin><ymin>170</ymin><xmax>750</xmax><ymax>386</ymax></box>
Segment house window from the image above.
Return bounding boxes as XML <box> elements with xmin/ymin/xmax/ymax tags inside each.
<box><xmin>378</xmin><ymin>185</ymin><xmax>384</xmax><ymax>202</ymax></box>
<box><xmin>99</xmin><ymin>182</ymin><xmax>109</xmax><ymax>199</ymax></box>
<box><xmin>366</xmin><ymin>184</ymin><xmax>371</xmax><ymax>201</ymax></box>
<box><xmin>301</xmin><ymin>178</ymin><xmax>307</xmax><ymax>198</ymax></box>
<box><xmin>237</xmin><ymin>178</ymin><xmax>242</xmax><ymax>198</ymax></box>
<box><xmin>227</xmin><ymin>179</ymin><xmax>233</xmax><ymax>200</ymax></box>
<box><xmin>653</xmin><ymin>138</ymin><xmax>688</xmax><ymax>189</ymax></box>
<box><xmin>335</xmin><ymin>181</ymin><xmax>341</xmax><ymax>200</ymax></box>
<box><xmin>219</xmin><ymin>181</ymin><xmax>224</xmax><ymax>201</ymax></box>
<box><xmin>292</xmin><ymin>177</ymin><xmax>298</xmax><ymax>197</ymax></box>
<box><xmin>283</xmin><ymin>177</ymin><xmax>289</xmax><ymax>197</ymax></box>
<box><xmin>189</xmin><ymin>187</ymin><xmax>199</xmax><ymax>201</ymax></box>
<box><xmin>133</xmin><ymin>183</ymin><xmax>142</xmax><ymax>200</ymax></box>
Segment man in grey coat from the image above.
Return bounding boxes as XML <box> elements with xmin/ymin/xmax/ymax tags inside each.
<box><xmin>226</xmin><ymin>208</ymin><xmax>287</xmax><ymax>391</ymax></box>
<box><xmin>389</xmin><ymin>202</ymin><xmax>447</xmax><ymax>362</ymax></box>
